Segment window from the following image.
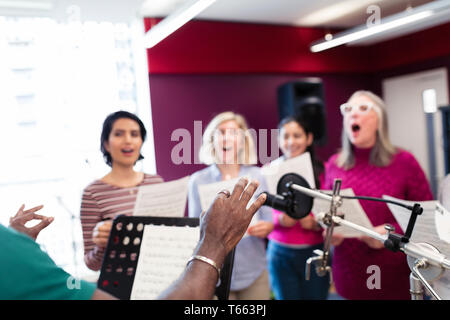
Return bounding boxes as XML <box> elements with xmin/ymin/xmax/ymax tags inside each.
<box><xmin>0</xmin><ymin>16</ymin><xmax>154</xmax><ymax>279</ymax></box>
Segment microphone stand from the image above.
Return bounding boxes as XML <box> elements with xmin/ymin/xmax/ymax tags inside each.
<box><xmin>297</xmin><ymin>179</ymin><xmax>341</xmax><ymax>284</ymax></box>
<box><xmin>288</xmin><ymin>178</ymin><xmax>449</xmax><ymax>300</ymax></box>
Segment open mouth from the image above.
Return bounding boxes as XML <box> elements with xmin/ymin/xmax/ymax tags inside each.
<box><xmin>121</xmin><ymin>148</ymin><xmax>134</xmax><ymax>155</ymax></box>
<box><xmin>222</xmin><ymin>146</ymin><xmax>232</xmax><ymax>152</ymax></box>
<box><xmin>351</xmin><ymin>124</ymin><xmax>361</xmax><ymax>133</ymax></box>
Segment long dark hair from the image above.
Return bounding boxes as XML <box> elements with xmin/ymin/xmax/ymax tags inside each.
<box><xmin>100</xmin><ymin>111</ymin><xmax>147</xmax><ymax>167</ymax></box>
<box><xmin>278</xmin><ymin>115</ymin><xmax>324</xmax><ymax>188</ymax></box>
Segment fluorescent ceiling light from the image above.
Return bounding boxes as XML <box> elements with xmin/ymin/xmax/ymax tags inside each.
<box><xmin>310</xmin><ymin>0</ymin><xmax>450</xmax><ymax>53</ymax></box>
<box><xmin>311</xmin><ymin>11</ymin><xmax>432</xmax><ymax>52</ymax></box>
<box><xmin>144</xmin><ymin>0</ymin><xmax>216</xmax><ymax>48</ymax></box>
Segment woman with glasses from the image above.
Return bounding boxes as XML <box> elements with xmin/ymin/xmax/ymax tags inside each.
<box><xmin>188</xmin><ymin>111</ymin><xmax>274</xmax><ymax>300</ymax></box>
<box><xmin>324</xmin><ymin>90</ymin><xmax>433</xmax><ymax>299</ymax></box>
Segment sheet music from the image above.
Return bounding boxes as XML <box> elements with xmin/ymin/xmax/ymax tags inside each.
<box><xmin>435</xmin><ymin>202</ymin><xmax>450</xmax><ymax>244</ymax></box>
<box><xmin>133</xmin><ymin>176</ymin><xmax>189</xmax><ymax>217</ymax></box>
<box><xmin>383</xmin><ymin>195</ymin><xmax>450</xmax><ymax>297</ymax></box>
<box><xmin>130</xmin><ymin>224</ymin><xmax>200</xmax><ymax>300</ymax></box>
<box><xmin>383</xmin><ymin>196</ymin><xmax>450</xmax><ymax>257</ymax></box>
<box><xmin>261</xmin><ymin>152</ymin><xmax>316</xmax><ymax>194</ymax></box>
<box><xmin>312</xmin><ymin>188</ymin><xmax>373</xmax><ymax>238</ymax></box>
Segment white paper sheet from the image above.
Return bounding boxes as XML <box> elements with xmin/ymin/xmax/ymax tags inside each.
<box><xmin>197</xmin><ymin>176</ymin><xmax>258</xmax><ymax>237</ymax></box>
<box><xmin>133</xmin><ymin>176</ymin><xmax>189</xmax><ymax>217</ymax></box>
<box><xmin>261</xmin><ymin>152</ymin><xmax>316</xmax><ymax>195</ymax></box>
<box><xmin>312</xmin><ymin>188</ymin><xmax>373</xmax><ymax>238</ymax></box>
<box><xmin>383</xmin><ymin>196</ymin><xmax>450</xmax><ymax>257</ymax></box>
<box><xmin>383</xmin><ymin>195</ymin><xmax>450</xmax><ymax>297</ymax></box>
<box><xmin>197</xmin><ymin>177</ymin><xmax>244</xmax><ymax>212</ymax></box>
<box><xmin>130</xmin><ymin>224</ymin><xmax>200</xmax><ymax>300</ymax></box>
<box><xmin>435</xmin><ymin>202</ymin><xmax>450</xmax><ymax>244</ymax></box>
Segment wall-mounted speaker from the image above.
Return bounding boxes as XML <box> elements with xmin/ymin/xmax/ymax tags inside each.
<box><xmin>277</xmin><ymin>78</ymin><xmax>327</xmax><ymax>145</ymax></box>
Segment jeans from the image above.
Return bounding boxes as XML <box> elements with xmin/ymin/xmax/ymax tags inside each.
<box><xmin>267</xmin><ymin>241</ymin><xmax>330</xmax><ymax>300</ymax></box>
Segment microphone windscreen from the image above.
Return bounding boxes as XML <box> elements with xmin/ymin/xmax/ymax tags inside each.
<box><xmin>263</xmin><ymin>192</ymin><xmax>289</xmax><ymax>213</ymax></box>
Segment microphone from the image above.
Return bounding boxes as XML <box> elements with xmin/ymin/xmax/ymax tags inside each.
<box><xmin>263</xmin><ymin>193</ymin><xmax>294</xmax><ymax>215</ymax></box>
<box><xmin>261</xmin><ymin>173</ymin><xmax>314</xmax><ymax>219</ymax></box>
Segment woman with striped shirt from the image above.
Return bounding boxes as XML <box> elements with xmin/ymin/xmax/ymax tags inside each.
<box><xmin>80</xmin><ymin>111</ymin><xmax>163</xmax><ymax>271</ymax></box>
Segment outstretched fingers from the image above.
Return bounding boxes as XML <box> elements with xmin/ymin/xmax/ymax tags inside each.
<box><xmin>239</xmin><ymin>180</ymin><xmax>259</xmax><ymax>205</ymax></box>
<box><xmin>12</xmin><ymin>204</ymin><xmax>26</xmax><ymax>219</ymax></box>
<box><xmin>247</xmin><ymin>193</ymin><xmax>267</xmax><ymax>216</ymax></box>
<box><xmin>12</xmin><ymin>204</ymin><xmax>44</xmax><ymax>221</ymax></box>
<box><xmin>229</xmin><ymin>177</ymin><xmax>248</xmax><ymax>202</ymax></box>
<box><xmin>23</xmin><ymin>205</ymin><xmax>44</xmax><ymax>215</ymax></box>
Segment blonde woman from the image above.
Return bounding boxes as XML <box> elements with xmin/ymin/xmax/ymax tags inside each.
<box><xmin>324</xmin><ymin>90</ymin><xmax>433</xmax><ymax>299</ymax></box>
<box><xmin>188</xmin><ymin>111</ymin><xmax>274</xmax><ymax>300</ymax></box>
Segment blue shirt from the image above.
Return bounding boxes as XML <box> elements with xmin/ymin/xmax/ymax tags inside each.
<box><xmin>188</xmin><ymin>165</ymin><xmax>272</xmax><ymax>291</ymax></box>
<box><xmin>0</xmin><ymin>224</ymin><xmax>96</xmax><ymax>300</ymax></box>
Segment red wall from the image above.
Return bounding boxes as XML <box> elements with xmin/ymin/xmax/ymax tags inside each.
<box><xmin>371</xmin><ymin>22</ymin><xmax>450</xmax><ymax>71</ymax></box>
<box><xmin>144</xmin><ymin>19</ymin><xmax>371</xmax><ymax>74</ymax></box>
<box><xmin>149</xmin><ymin>73</ymin><xmax>375</xmax><ymax>181</ymax></box>
<box><xmin>144</xmin><ymin>19</ymin><xmax>450</xmax><ymax>74</ymax></box>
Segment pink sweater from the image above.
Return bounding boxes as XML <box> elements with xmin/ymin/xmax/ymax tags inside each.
<box><xmin>268</xmin><ymin>173</ymin><xmax>324</xmax><ymax>246</ymax></box>
<box><xmin>324</xmin><ymin>148</ymin><xmax>433</xmax><ymax>300</ymax></box>
<box><xmin>268</xmin><ymin>210</ymin><xmax>324</xmax><ymax>246</ymax></box>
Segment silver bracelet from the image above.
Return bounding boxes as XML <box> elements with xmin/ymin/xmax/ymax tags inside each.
<box><xmin>187</xmin><ymin>255</ymin><xmax>221</xmax><ymax>278</ymax></box>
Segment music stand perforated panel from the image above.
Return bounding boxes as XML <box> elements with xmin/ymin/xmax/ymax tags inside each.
<box><xmin>97</xmin><ymin>215</ymin><xmax>234</xmax><ymax>300</ymax></box>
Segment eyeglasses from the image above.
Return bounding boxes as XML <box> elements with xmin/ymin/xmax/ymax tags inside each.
<box><xmin>340</xmin><ymin>102</ymin><xmax>378</xmax><ymax>116</ymax></box>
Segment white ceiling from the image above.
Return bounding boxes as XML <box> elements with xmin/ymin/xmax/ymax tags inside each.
<box><xmin>0</xmin><ymin>0</ymin><xmax>441</xmax><ymax>28</ymax></box>
<box><xmin>0</xmin><ymin>0</ymin><xmax>446</xmax><ymax>46</ymax></box>
<box><xmin>139</xmin><ymin>0</ymin><xmax>437</xmax><ymax>28</ymax></box>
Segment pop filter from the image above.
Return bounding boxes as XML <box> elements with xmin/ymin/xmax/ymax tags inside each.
<box><xmin>263</xmin><ymin>173</ymin><xmax>313</xmax><ymax>219</ymax></box>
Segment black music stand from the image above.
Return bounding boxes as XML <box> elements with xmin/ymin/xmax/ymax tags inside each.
<box><xmin>97</xmin><ymin>215</ymin><xmax>235</xmax><ymax>300</ymax></box>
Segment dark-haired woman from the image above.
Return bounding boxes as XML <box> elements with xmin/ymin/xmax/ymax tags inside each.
<box><xmin>80</xmin><ymin>111</ymin><xmax>163</xmax><ymax>271</ymax></box>
<box><xmin>266</xmin><ymin>116</ymin><xmax>329</xmax><ymax>300</ymax></box>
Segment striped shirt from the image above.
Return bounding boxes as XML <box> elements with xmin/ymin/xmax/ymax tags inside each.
<box><xmin>80</xmin><ymin>173</ymin><xmax>164</xmax><ymax>270</ymax></box>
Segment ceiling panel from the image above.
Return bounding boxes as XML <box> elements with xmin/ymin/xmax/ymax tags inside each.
<box><xmin>140</xmin><ymin>0</ymin><xmax>436</xmax><ymax>28</ymax></box>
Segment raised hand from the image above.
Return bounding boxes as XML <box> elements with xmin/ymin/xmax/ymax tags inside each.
<box><xmin>197</xmin><ymin>178</ymin><xmax>267</xmax><ymax>262</ymax></box>
<box><xmin>9</xmin><ymin>204</ymin><xmax>54</xmax><ymax>240</ymax></box>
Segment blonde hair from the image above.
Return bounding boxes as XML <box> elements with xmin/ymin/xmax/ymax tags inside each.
<box><xmin>337</xmin><ymin>90</ymin><xmax>397</xmax><ymax>169</ymax></box>
<box><xmin>199</xmin><ymin>111</ymin><xmax>257</xmax><ymax>165</ymax></box>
